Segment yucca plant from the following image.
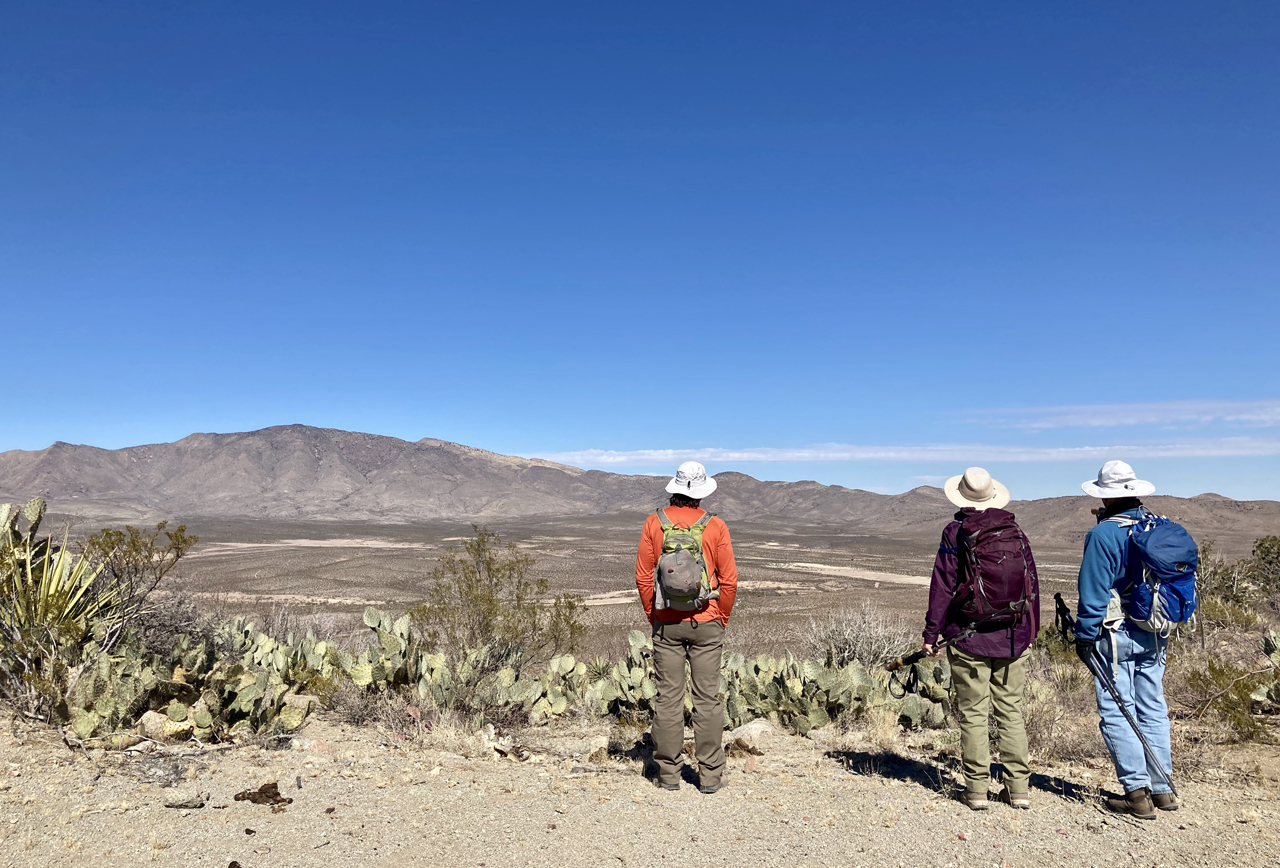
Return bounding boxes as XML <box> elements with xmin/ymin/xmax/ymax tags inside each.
<box><xmin>2</xmin><ymin>531</ymin><xmax>113</xmax><ymax>640</ymax></box>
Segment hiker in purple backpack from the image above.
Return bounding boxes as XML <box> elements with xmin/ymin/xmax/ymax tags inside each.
<box><xmin>921</xmin><ymin>467</ymin><xmax>1041</xmax><ymax>811</ymax></box>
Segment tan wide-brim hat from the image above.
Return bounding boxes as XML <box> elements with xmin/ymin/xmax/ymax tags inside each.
<box><xmin>944</xmin><ymin>466</ymin><xmax>1010</xmax><ymax>510</ymax></box>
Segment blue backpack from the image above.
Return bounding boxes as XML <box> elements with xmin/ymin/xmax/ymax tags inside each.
<box><xmin>1108</xmin><ymin>510</ymin><xmax>1199</xmax><ymax>635</ymax></box>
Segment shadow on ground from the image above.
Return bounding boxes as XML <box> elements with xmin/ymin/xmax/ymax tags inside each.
<box><xmin>826</xmin><ymin>749</ymin><xmax>1093</xmax><ymax>803</ymax></box>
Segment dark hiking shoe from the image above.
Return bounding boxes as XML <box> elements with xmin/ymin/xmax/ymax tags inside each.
<box><xmin>698</xmin><ymin>781</ymin><xmax>722</xmax><ymax>794</ymax></box>
<box><xmin>995</xmin><ymin>788</ymin><xmax>1030</xmax><ymax>810</ymax></box>
<box><xmin>1152</xmin><ymin>792</ymin><xmax>1180</xmax><ymax>811</ymax></box>
<box><xmin>960</xmin><ymin>790</ymin><xmax>989</xmax><ymax>811</ymax></box>
<box><xmin>1105</xmin><ymin>788</ymin><xmax>1157</xmax><ymax>819</ymax></box>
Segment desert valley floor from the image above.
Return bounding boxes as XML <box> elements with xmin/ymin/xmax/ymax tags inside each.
<box><xmin>162</xmin><ymin>512</ymin><xmax>1083</xmax><ymax>657</ymax></box>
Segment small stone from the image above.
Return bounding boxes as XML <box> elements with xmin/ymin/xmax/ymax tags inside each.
<box><xmin>587</xmin><ymin>736</ymin><xmax>609</xmax><ymax>765</ymax></box>
<box><xmin>958</xmin><ymin>832</ymin><xmax>969</xmax><ymax>841</ymax></box>
<box><xmin>163</xmin><ymin>790</ymin><xmax>208</xmax><ymax>809</ymax></box>
<box><xmin>283</xmin><ymin>694</ymin><xmax>320</xmax><ymax>713</ymax></box>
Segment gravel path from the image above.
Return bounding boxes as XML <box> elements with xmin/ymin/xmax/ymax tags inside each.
<box><xmin>1</xmin><ymin>718</ymin><xmax>1276</xmax><ymax>868</ymax></box>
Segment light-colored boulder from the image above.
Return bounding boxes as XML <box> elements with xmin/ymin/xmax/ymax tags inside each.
<box><xmin>729</xmin><ymin>718</ymin><xmax>782</xmax><ymax>742</ymax></box>
<box><xmin>283</xmin><ymin>693</ymin><xmax>320</xmax><ymax>713</ymax></box>
<box><xmin>139</xmin><ymin>711</ymin><xmax>169</xmax><ymax>741</ymax></box>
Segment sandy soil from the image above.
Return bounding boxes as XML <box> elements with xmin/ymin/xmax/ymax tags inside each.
<box><xmin>3</xmin><ymin>715</ymin><xmax>1277</xmax><ymax>868</ymax></box>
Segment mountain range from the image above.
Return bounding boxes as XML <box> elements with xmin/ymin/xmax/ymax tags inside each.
<box><xmin>2</xmin><ymin>425</ymin><xmax>1276</xmax><ymax>554</ymax></box>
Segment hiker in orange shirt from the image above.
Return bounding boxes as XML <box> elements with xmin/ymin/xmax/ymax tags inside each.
<box><xmin>635</xmin><ymin>461</ymin><xmax>738</xmax><ymax>793</ymax></box>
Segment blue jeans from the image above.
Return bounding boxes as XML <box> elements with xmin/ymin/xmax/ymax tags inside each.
<box><xmin>1092</xmin><ymin>623</ymin><xmax>1173</xmax><ymax>794</ymax></box>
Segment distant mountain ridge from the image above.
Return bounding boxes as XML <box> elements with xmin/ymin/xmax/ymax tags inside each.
<box><xmin>2</xmin><ymin>425</ymin><xmax>1276</xmax><ymax>554</ymax></box>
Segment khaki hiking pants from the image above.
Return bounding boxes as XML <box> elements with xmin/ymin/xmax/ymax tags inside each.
<box><xmin>948</xmin><ymin>647</ymin><xmax>1031</xmax><ymax>796</ymax></box>
<box><xmin>651</xmin><ymin>620</ymin><xmax>726</xmax><ymax>788</ymax></box>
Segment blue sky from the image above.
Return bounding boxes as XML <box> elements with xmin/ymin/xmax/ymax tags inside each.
<box><xmin>3</xmin><ymin>2</ymin><xmax>1278</xmax><ymax>500</ymax></box>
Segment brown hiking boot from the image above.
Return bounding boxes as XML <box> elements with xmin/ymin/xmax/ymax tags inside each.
<box><xmin>1105</xmin><ymin>788</ymin><xmax>1157</xmax><ymax>819</ymax></box>
<box><xmin>1152</xmin><ymin>791</ymin><xmax>1180</xmax><ymax>811</ymax></box>
<box><xmin>960</xmin><ymin>790</ymin><xmax>989</xmax><ymax>811</ymax></box>
<box><xmin>995</xmin><ymin>788</ymin><xmax>1030</xmax><ymax>810</ymax></box>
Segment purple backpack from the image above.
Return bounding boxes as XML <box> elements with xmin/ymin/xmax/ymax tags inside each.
<box><xmin>956</xmin><ymin>509</ymin><xmax>1033</xmax><ymax>624</ymax></box>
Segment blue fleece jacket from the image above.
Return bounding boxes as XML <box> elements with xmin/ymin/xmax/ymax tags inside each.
<box><xmin>1075</xmin><ymin>507</ymin><xmax>1142</xmax><ymax>641</ymax></box>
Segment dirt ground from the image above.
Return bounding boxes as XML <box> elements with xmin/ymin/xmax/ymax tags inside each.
<box><xmin>3</xmin><ymin>713</ymin><xmax>1278</xmax><ymax>868</ymax></box>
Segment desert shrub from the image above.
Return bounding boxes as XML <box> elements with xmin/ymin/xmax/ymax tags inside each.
<box><xmin>80</xmin><ymin>520</ymin><xmax>198</xmax><ymax>620</ymax></box>
<box><xmin>1181</xmin><ymin>656</ymin><xmax>1273</xmax><ymax>743</ymax></box>
<box><xmin>802</xmin><ymin>600</ymin><xmax>915</xmax><ymax>668</ymax></box>
<box><xmin>1198</xmin><ymin>537</ymin><xmax>1280</xmax><ymax>627</ymax></box>
<box><xmin>135</xmin><ymin>594</ymin><xmax>225</xmax><ymax>657</ymax></box>
<box><xmin>409</xmin><ymin>526</ymin><xmax>584</xmax><ymax>675</ymax></box>
<box><xmin>1247</xmin><ymin>536</ymin><xmax>1280</xmax><ymax>618</ymax></box>
<box><xmin>1196</xmin><ymin>594</ymin><xmax>1263</xmax><ymax>631</ymax></box>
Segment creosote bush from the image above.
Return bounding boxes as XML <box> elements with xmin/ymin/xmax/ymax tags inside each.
<box><xmin>1198</xmin><ymin>537</ymin><xmax>1280</xmax><ymax>626</ymax></box>
<box><xmin>409</xmin><ymin>525</ymin><xmax>585</xmax><ymax>674</ymax></box>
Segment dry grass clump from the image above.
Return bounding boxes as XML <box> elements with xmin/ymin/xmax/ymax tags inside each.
<box><xmin>859</xmin><ymin>705</ymin><xmax>905</xmax><ymax>751</ymax></box>
<box><xmin>802</xmin><ymin>600</ymin><xmax>915</xmax><ymax>668</ymax></box>
<box><xmin>258</xmin><ymin>603</ymin><xmax>340</xmax><ymax>642</ymax></box>
<box><xmin>330</xmin><ymin>681</ymin><xmax>432</xmax><ymax>734</ymax></box>
<box><xmin>1021</xmin><ymin>640</ymin><xmax>1105</xmax><ymax>764</ymax></box>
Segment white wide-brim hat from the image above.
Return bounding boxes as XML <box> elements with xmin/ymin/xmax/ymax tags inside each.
<box><xmin>944</xmin><ymin>466</ymin><xmax>1010</xmax><ymax>510</ymax></box>
<box><xmin>665</xmin><ymin>460</ymin><xmax>718</xmax><ymax>499</ymax></box>
<box><xmin>1081</xmin><ymin>460</ymin><xmax>1156</xmax><ymax>498</ymax></box>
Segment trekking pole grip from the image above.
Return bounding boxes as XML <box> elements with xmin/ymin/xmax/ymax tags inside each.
<box><xmin>885</xmin><ymin>649</ymin><xmax>926</xmax><ymax>672</ymax></box>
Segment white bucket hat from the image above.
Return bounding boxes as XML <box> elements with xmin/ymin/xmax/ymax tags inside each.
<box><xmin>665</xmin><ymin>460</ymin><xmax>718</xmax><ymax>499</ymax></box>
<box><xmin>944</xmin><ymin>466</ymin><xmax>1010</xmax><ymax>510</ymax></box>
<box><xmin>1081</xmin><ymin>460</ymin><xmax>1155</xmax><ymax>498</ymax></box>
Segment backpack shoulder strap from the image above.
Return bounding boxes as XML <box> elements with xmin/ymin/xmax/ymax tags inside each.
<box><xmin>656</xmin><ymin>508</ymin><xmax>674</xmax><ymax>530</ymax></box>
<box><xmin>693</xmin><ymin>511</ymin><xmax>714</xmax><ymax>529</ymax></box>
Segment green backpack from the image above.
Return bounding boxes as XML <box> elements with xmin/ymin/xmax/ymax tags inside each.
<box><xmin>654</xmin><ymin>508</ymin><xmax>719</xmax><ymax>612</ymax></box>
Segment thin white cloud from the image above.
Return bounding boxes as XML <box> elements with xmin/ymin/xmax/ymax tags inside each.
<box><xmin>533</xmin><ymin>437</ymin><xmax>1280</xmax><ymax>466</ymax></box>
<box><xmin>981</xmin><ymin>399</ymin><xmax>1280</xmax><ymax>430</ymax></box>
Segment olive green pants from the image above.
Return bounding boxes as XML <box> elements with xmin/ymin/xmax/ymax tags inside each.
<box><xmin>948</xmin><ymin>647</ymin><xmax>1030</xmax><ymax>795</ymax></box>
<box><xmin>651</xmin><ymin>620</ymin><xmax>725</xmax><ymax>788</ymax></box>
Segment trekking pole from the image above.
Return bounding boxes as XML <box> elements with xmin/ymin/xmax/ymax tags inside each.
<box><xmin>884</xmin><ymin>635</ymin><xmax>965</xmax><ymax>699</ymax></box>
<box><xmin>884</xmin><ymin>603</ymin><xmax>1024</xmax><ymax>698</ymax></box>
<box><xmin>886</xmin><ymin>602</ymin><xmax>1027</xmax><ymax>674</ymax></box>
<box><xmin>1053</xmin><ymin>593</ymin><xmax>1178</xmax><ymax>798</ymax></box>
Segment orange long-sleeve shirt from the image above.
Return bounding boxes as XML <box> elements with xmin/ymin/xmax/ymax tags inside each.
<box><xmin>635</xmin><ymin>507</ymin><xmax>738</xmax><ymax>625</ymax></box>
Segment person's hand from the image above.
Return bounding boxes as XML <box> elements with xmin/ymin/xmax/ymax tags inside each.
<box><xmin>923</xmin><ymin>644</ymin><xmax>940</xmax><ymax>658</ymax></box>
<box><xmin>1075</xmin><ymin>637</ymin><xmax>1096</xmax><ymax>667</ymax></box>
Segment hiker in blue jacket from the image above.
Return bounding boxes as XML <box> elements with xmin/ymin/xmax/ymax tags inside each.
<box><xmin>1076</xmin><ymin>460</ymin><xmax>1178</xmax><ymax>818</ymax></box>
